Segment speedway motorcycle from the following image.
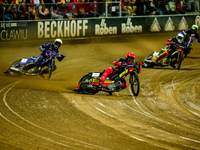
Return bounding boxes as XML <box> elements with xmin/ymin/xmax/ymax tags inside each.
<box><xmin>4</xmin><ymin>54</ymin><xmax>64</xmax><ymax>79</ymax></box>
<box><xmin>142</xmin><ymin>45</ymin><xmax>184</xmax><ymax>70</ymax></box>
<box><xmin>74</xmin><ymin>63</ymin><xmax>142</xmax><ymax>96</ymax></box>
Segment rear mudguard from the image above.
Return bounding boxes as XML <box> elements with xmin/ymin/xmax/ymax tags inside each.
<box><xmin>4</xmin><ymin>59</ymin><xmax>22</xmax><ymax>77</ymax></box>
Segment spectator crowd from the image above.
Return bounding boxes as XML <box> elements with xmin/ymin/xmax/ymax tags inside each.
<box><xmin>0</xmin><ymin>0</ymin><xmax>199</xmax><ymax>21</ymax></box>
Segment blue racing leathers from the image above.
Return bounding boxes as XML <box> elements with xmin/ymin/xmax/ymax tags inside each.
<box><xmin>24</xmin><ymin>43</ymin><xmax>65</xmax><ymax>71</ymax></box>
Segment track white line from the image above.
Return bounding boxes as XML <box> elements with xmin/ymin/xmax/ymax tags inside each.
<box><xmin>0</xmin><ymin>82</ymin><xmax>110</xmax><ymax>150</ymax></box>
<box><xmin>0</xmin><ymin>112</ymin><xmax>74</xmax><ymax>149</ymax></box>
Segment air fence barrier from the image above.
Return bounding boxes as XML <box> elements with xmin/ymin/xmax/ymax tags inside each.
<box><xmin>0</xmin><ymin>2</ymin><xmax>200</xmax><ymax>42</ymax></box>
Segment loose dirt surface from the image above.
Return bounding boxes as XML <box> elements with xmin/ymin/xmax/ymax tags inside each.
<box><xmin>0</xmin><ymin>33</ymin><xmax>200</xmax><ymax>150</ymax></box>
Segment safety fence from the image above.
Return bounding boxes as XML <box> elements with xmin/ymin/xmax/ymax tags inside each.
<box><xmin>1</xmin><ymin>1</ymin><xmax>199</xmax><ymax>21</ymax></box>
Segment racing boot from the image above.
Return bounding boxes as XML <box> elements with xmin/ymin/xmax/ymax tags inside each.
<box><xmin>99</xmin><ymin>78</ymin><xmax>107</xmax><ymax>87</ymax></box>
<box><xmin>170</xmin><ymin>63</ymin><xmax>176</xmax><ymax>68</ymax></box>
<box><xmin>153</xmin><ymin>51</ymin><xmax>169</xmax><ymax>63</ymax></box>
<box><xmin>21</xmin><ymin>64</ymin><xmax>36</xmax><ymax>74</ymax></box>
<box><xmin>39</xmin><ymin>68</ymin><xmax>48</xmax><ymax>78</ymax></box>
<box><xmin>27</xmin><ymin>66</ymin><xmax>41</xmax><ymax>74</ymax></box>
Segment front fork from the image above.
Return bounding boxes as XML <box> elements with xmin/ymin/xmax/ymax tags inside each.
<box><xmin>178</xmin><ymin>48</ymin><xmax>184</xmax><ymax>58</ymax></box>
<box><xmin>129</xmin><ymin>73</ymin><xmax>134</xmax><ymax>85</ymax></box>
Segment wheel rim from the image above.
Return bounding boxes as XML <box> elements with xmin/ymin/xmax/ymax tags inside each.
<box><xmin>177</xmin><ymin>51</ymin><xmax>183</xmax><ymax>69</ymax></box>
<box><xmin>131</xmin><ymin>80</ymin><xmax>139</xmax><ymax>94</ymax></box>
<box><xmin>130</xmin><ymin>74</ymin><xmax>140</xmax><ymax>96</ymax></box>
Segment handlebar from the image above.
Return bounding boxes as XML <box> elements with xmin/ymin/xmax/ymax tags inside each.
<box><xmin>127</xmin><ymin>64</ymin><xmax>135</xmax><ymax>68</ymax></box>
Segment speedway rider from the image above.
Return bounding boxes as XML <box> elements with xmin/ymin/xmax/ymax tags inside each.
<box><xmin>152</xmin><ymin>32</ymin><xmax>187</xmax><ymax>67</ymax></box>
<box><xmin>182</xmin><ymin>24</ymin><xmax>200</xmax><ymax>49</ymax></box>
<box><xmin>22</xmin><ymin>38</ymin><xmax>66</xmax><ymax>77</ymax></box>
<box><xmin>99</xmin><ymin>52</ymin><xmax>138</xmax><ymax>88</ymax></box>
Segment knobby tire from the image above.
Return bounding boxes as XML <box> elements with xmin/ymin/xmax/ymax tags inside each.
<box><xmin>79</xmin><ymin>74</ymin><xmax>98</xmax><ymax>95</ymax></box>
<box><xmin>130</xmin><ymin>72</ymin><xmax>140</xmax><ymax>96</ymax></box>
<box><xmin>48</xmin><ymin>58</ymin><xmax>55</xmax><ymax>80</ymax></box>
<box><xmin>177</xmin><ymin>51</ymin><xmax>183</xmax><ymax>70</ymax></box>
<box><xmin>7</xmin><ymin>59</ymin><xmax>22</xmax><ymax>77</ymax></box>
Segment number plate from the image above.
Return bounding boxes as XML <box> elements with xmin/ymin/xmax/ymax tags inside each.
<box><xmin>153</xmin><ymin>52</ymin><xmax>159</xmax><ymax>57</ymax></box>
<box><xmin>20</xmin><ymin>59</ymin><xmax>28</xmax><ymax>63</ymax></box>
<box><xmin>92</xmin><ymin>72</ymin><xmax>100</xmax><ymax>77</ymax></box>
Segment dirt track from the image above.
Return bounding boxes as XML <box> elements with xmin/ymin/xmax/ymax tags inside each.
<box><xmin>0</xmin><ymin>33</ymin><xmax>200</xmax><ymax>150</ymax></box>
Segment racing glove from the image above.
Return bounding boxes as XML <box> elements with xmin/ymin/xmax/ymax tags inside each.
<box><xmin>135</xmin><ymin>62</ymin><xmax>142</xmax><ymax>74</ymax></box>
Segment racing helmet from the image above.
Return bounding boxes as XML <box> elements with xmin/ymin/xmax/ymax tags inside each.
<box><xmin>126</xmin><ymin>52</ymin><xmax>135</xmax><ymax>64</ymax></box>
<box><xmin>191</xmin><ymin>24</ymin><xmax>199</xmax><ymax>34</ymax></box>
<box><xmin>53</xmin><ymin>38</ymin><xmax>63</xmax><ymax>49</ymax></box>
<box><xmin>176</xmin><ymin>32</ymin><xmax>185</xmax><ymax>43</ymax></box>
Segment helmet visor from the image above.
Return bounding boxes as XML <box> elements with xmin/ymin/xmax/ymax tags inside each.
<box><xmin>177</xmin><ymin>34</ymin><xmax>184</xmax><ymax>43</ymax></box>
<box><xmin>177</xmin><ymin>36</ymin><xmax>183</xmax><ymax>40</ymax></box>
<box><xmin>192</xmin><ymin>29</ymin><xmax>197</xmax><ymax>34</ymax></box>
<box><xmin>56</xmin><ymin>42</ymin><xmax>62</xmax><ymax>47</ymax></box>
<box><xmin>127</xmin><ymin>57</ymin><xmax>134</xmax><ymax>63</ymax></box>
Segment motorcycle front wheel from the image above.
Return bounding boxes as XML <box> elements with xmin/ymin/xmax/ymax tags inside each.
<box><xmin>48</xmin><ymin>58</ymin><xmax>55</xmax><ymax>80</ymax></box>
<box><xmin>129</xmin><ymin>72</ymin><xmax>140</xmax><ymax>96</ymax></box>
<box><xmin>177</xmin><ymin>50</ymin><xmax>184</xmax><ymax>70</ymax></box>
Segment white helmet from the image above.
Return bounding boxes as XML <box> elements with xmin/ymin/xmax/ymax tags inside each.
<box><xmin>176</xmin><ymin>33</ymin><xmax>184</xmax><ymax>43</ymax></box>
<box><xmin>53</xmin><ymin>38</ymin><xmax>63</xmax><ymax>49</ymax></box>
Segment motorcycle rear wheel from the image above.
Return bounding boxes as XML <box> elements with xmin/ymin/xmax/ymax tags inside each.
<box><xmin>143</xmin><ymin>53</ymin><xmax>156</xmax><ymax>68</ymax></box>
<box><xmin>79</xmin><ymin>74</ymin><xmax>98</xmax><ymax>95</ymax></box>
<box><xmin>130</xmin><ymin>72</ymin><xmax>140</xmax><ymax>96</ymax></box>
<box><xmin>5</xmin><ymin>59</ymin><xmax>22</xmax><ymax>77</ymax></box>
